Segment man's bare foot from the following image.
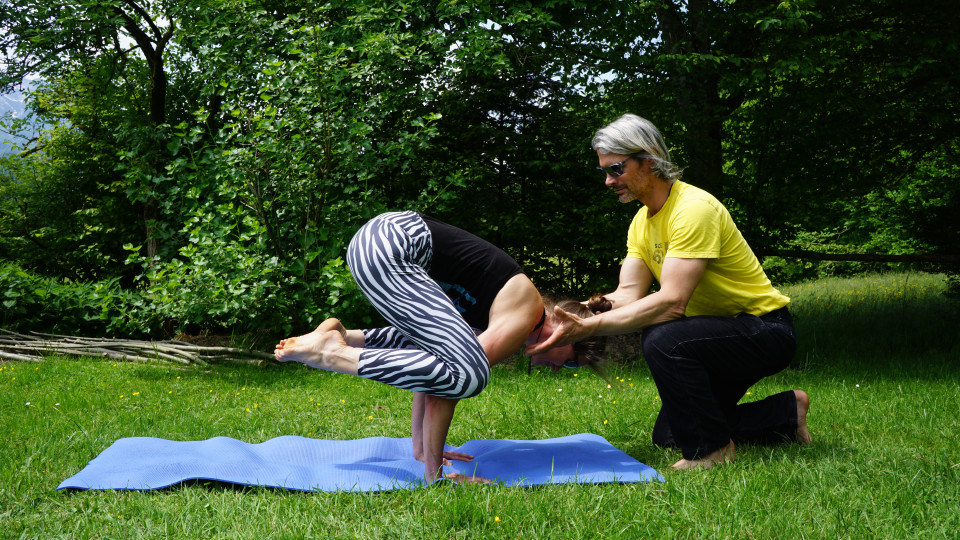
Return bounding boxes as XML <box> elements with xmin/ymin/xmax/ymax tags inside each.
<box><xmin>274</xmin><ymin>318</ymin><xmax>356</xmax><ymax>374</ymax></box>
<box><xmin>795</xmin><ymin>390</ymin><xmax>812</xmax><ymax>445</ymax></box>
<box><xmin>670</xmin><ymin>440</ymin><xmax>735</xmax><ymax>470</ymax></box>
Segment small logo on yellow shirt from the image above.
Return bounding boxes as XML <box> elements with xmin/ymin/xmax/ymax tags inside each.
<box><xmin>652</xmin><ymin>242</ymin><xmax>667</xmax><ymax>265</ymax></box>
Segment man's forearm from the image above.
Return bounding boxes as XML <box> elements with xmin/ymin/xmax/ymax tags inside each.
<box><xmin>601</xmin><ymin>289</ymin><xmax>641</xmax><ymax>310</ymax></box>
<box><xmin>589</xmin><ymin>290</ymin><xmax>686</xmax><ymax>337</ymax></box>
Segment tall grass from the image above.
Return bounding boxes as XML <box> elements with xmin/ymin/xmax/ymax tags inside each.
<box><xmin>2</xmin><ymin>272</ymin><xmax>958</xmax><ymax>538</ymax></box>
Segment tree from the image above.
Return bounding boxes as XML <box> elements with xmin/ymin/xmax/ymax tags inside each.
<box><xmin>1</xmin><ymin>0</ymin><xmax>183</xmax><ymax>125</ymax></box>
<box><xmin>0</xmin><ymin>0</ymin><xmax>221</xmax><ymax>261</ymax></box>
<box><xmin>3</xmin><ymin>0</ymin><xmax>957</xmax><ymax>337</ymax></box>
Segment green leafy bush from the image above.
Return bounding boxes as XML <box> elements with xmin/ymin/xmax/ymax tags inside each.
<box><xmin>0</xmin><ymin>262</ymin><xmax>154</xmax><ymax>337</ymax></box>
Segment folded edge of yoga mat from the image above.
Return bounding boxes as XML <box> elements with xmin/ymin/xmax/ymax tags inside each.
<box><xmin>57</xmin><ymin>433</ymin><xmax>664</xmax><ymax>493</ymax></box>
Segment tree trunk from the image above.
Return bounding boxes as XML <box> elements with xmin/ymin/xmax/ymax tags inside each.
<box><xmin>112</xmin><ymin>3</ymin><xmax>174</xmax><ymax>258</ymax></box>
<box><xmin>655</xmin><ymin>1</ymin><xmax>725</xmax><ymax>198</ymax></box>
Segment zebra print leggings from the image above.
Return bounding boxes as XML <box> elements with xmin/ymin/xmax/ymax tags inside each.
<box><xmin>345</xmin><ymin>211</ymin><xmax>490</xmax><ymax>399</ymax></box>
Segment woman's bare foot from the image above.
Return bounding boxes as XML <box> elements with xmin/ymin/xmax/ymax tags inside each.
<box><xmin>670</xmin><ymin>440</ymin><xmax>735</xmax><ymax>470</ymax></box>
<box><xmin>274</xmin><ymin>318</ymin><xmax>358</xmax><ymax>374</ymax></box>
<box><xmin>315</xmin><ymin>318</ymin><xmax>347</xmax><ymax>337</ymax></box>
<box><xmin>795</xmin><ymin>390</ymin><xmax>812</xmax><ymax>445</ymax></box>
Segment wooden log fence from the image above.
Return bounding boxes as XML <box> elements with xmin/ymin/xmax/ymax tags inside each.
<box><xmin>0</xmin><ymin>329</ymin><xmax>276</xmax><ymax>365</ymax></box>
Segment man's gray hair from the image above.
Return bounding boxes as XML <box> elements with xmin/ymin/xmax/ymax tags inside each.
<box><xmin>591</xmin><ymin>114</ymin><xmax>682</xmax><ymax>183</ymax></box>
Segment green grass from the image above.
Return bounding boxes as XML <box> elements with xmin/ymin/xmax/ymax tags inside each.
<box><xmin>2</xmin><ymin>272</ymin><xmax>959</xmax><ymax>538</ymax></box>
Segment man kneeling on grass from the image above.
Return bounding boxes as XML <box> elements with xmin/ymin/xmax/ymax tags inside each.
<box><xmin>529</xmin><ymin>114</ymin><xmax>811</xmax><ymax>470</ymax></box>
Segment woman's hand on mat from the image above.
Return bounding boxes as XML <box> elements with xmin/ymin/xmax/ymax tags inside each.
<box><xmin>444</xmin><ymin>472</ymin><xmax>493</xmax><ymax>485</ymax></box>
<box><xmin>442</xmin><ymin>451</ymin><xmax>474</xmax><ymax>466</ymax></box>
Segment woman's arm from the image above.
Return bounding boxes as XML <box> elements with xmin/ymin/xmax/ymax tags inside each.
<box><xmin>421</xmin><ymin>394</ymin><xmax>457</xmax><ymax>483</ymax></box>
<box><xmin>412</xmin><ymin>392</ymin><xmax>477</xmax><ymax>474</ymax></box>
<box><xmin>479</xmin><ymin>274</ymin><xmax>544</xmax><ymax>365</ymax></box>
<box><xmin>411</xmin><ymin>392</ymin><xmax>426</xmax><ymax>461</ymax></box>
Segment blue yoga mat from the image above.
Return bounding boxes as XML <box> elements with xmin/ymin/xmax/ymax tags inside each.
<box><xmin>58</xmin><ymin>433</ymin><xmax>663</xmax><ymax>492</ymax></box>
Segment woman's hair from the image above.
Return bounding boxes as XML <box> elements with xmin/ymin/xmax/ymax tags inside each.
<box><xmin>591</xmin><ymin>113</ymin><xmax>683</xmax><ymax>184</ymax></box>
<box><xmin>543</xmin><ymin>295</ymin><xmax>614</xmax><ymax>379</ymax></box>
<box><xmin>586</xmin><ymin>294</ymin><xmax>613</xmax><ymax>313</ymax></box>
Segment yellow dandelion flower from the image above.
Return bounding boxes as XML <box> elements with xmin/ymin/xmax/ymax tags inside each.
<box><xmin>494</xmin><ymin>516</ymin><xmax>501</xmax><ymax>523</ymax></box>
<box><xmin>603</xmin><ymin>420</ymin><xmax>608</xmax><ymax>425</ymax></box>
<box><xmin>368</xmin><ymin>415</ymin><xmax>373</xmax><ymax>420</ymax></box>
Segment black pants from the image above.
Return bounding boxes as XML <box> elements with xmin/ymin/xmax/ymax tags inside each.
<box><xmin>642</xmin><ymin>307</ymin><xmax>798</xmax><ymax>460</ymax></box>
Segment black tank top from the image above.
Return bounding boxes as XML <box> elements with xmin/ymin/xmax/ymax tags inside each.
<box><xmin>419</xmin><ymin>214</ymin><xmax>524</xmax><ymax>330</ymax></box>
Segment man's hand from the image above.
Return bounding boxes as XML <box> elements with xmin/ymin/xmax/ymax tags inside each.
<box><xmin>525</xmin><ymin>306</ymin><xmax>591</xmax><ymax>356</ymax></box>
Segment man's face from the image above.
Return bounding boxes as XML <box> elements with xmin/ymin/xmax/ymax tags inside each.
<box><xmin>598</xmin><ymin>152</ymin><xmax>649</xmax><ymax>204</ymax></box>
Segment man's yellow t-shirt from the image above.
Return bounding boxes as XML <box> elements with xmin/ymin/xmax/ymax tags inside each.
<box><xmin>626</xmin><ymin>181</ymin><xmax>789</xmax><ymax>317</ymax></box>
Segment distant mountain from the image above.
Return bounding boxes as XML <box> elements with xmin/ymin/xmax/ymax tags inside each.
<box><xmin>1</xmin><ymin>87</ymin><xmax>32</xmax><ymax>155</ymax></box>
<box><xmin>1</xmin><ymin>90</ymin><xmax>27</xmax><ymax>118</ymax></box>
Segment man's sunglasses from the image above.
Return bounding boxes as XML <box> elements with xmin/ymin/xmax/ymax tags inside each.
<box><xmin>562</xmin><ymin>354</ymin><xmax>579</xmax><ymax>369</ymax></box>
<box><xmin>597</xmin><ymin>155</ymin><xmax>645</xmax><ymax>178</ymax></box>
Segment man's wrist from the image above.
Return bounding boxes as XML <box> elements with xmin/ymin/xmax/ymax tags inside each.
<box><xmin>584</xmin><ymin>314</ymin><xmax>602</xmax><ymax>338</ymax></box>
